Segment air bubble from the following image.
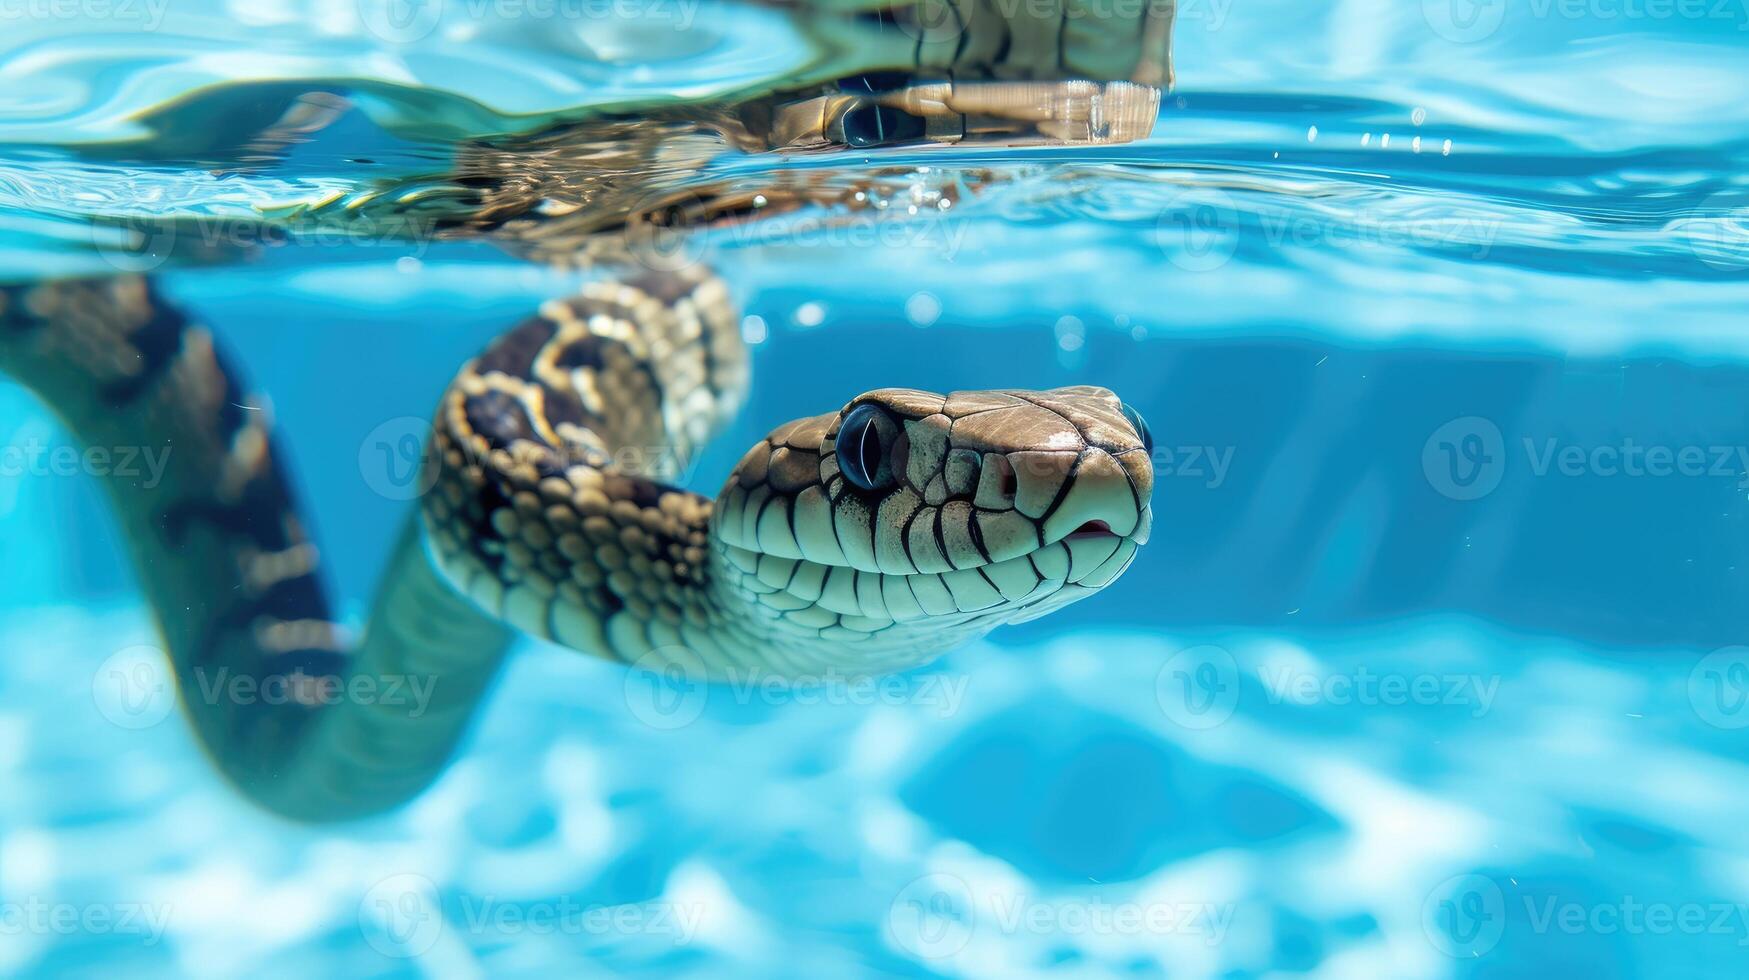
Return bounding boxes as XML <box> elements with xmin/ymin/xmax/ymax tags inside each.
<box><xmin>1054</xmin><ymin>315</ymin><xmax>1086</xmax><ymax>352</ymax></box>
<box><xmin>905</xmin><ymin>292</ymin><xmax>941</xmax><ymax>328</ymax></box>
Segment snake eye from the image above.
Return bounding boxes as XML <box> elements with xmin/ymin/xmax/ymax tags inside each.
<box><xmin>841</xmin><ymin>103</ymin><xmax>926</xmax><ymax>148</ymax></box>
<box><xmin>836</xmin><ymin>403</ymin><xmax>895</xmax><ymax>492</ymax></box>
<box><xmin>1121</xmin><ymin>402</ymin><xmax>1154</xmax><ymax>454</ymax></box>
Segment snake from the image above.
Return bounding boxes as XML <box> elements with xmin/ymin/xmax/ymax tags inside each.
<box><xmin>0</xmin><ymin>0</ymin><xmax>1167</xmax><ymax>821</ymax></box>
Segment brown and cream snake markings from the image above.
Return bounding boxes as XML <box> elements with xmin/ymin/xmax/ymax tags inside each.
<box><xmin>0</xmin><ymin>7</ymin><xmax>1168</xmax><ymax>820</ymax></box>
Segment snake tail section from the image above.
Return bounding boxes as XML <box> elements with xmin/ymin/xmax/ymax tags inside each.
<box><xmin>0</xmin><ymin>276</ymin><xmax>514</xmax><ymax>821</ymax></box>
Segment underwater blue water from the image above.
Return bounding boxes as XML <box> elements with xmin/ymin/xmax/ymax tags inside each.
<box><xmin>3</xmin><ymin>1</ymin><xmax>1749</xmax><ymax>977</ymax></box>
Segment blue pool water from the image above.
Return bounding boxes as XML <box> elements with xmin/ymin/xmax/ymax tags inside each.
<box><xmin>3</xmin><ymin>2</ymin><xmax>1749</xmax><ymax>977</ymax></box>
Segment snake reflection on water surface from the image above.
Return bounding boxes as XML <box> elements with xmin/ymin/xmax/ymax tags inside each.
<box><xmin>0</xmin><ymin>1</ymin><xmax>1168</xmax><ymax>820</ymax></box>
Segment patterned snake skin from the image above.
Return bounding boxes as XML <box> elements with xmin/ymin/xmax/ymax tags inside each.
<box><xmin>0</xmin><ymin>2</ymin><xmax>1168</xmax><ymax>820</ymax></box>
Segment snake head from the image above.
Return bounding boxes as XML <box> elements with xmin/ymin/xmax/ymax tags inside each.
<box><xmin>713</xmin><ymin>386</ymin><xmax>1154</xmax><ymax>668</ymax></box>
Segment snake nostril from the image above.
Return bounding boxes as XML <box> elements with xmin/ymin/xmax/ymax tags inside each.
<box><xmin>993</xmin><ymin>454</ymin><xmax>1017</xmax><ymax>498</ymax></box>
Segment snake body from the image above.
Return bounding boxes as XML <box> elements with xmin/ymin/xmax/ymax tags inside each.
<box><xmin>0</xmin><ymin>3</ymin><xmax>1165</xmax><ymax>820</ymax></box>
<box><xmin>428</xmin><ymin>267</ymin><xmax>1153</xmax><ymax>680</ymax></box>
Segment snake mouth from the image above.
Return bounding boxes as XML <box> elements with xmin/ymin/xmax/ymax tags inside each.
<box><xmin>1065</xmin><ymin>520</ymin><xmax>1115</xmax><ymax>542</ymax></box>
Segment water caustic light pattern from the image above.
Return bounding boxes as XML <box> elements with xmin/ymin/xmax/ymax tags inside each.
<box><xmin>0</xmin><ymin>1</ymin><xmax>1748</xmax><ymax>978</ymax></box>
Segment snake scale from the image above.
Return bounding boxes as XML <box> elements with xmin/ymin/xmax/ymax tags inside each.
<box><xmin>0</xmin><ymin>0</ymin><xmax>1167</xmax><ymax>820</ymax></box>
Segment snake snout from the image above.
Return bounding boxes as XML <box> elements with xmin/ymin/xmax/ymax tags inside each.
<box><xmin>1037</xmin><ymin>446</ymin><xmax>1151</xmax><ymax>548</ymax></box>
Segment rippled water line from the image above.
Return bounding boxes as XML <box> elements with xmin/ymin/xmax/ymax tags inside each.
<box><xmin>0</xmin><ymin>1</ymin><xmax>817</xmax><ymax>143</ymax></box>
